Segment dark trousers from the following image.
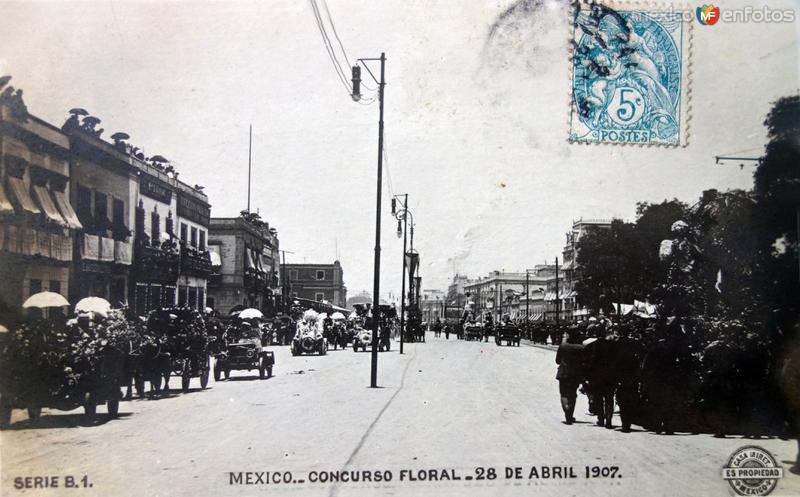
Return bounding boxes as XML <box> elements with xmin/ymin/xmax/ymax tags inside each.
<box><xmin>559</xmin><ymin>379</ymin><xmax>580</xmax><ymax>423</ymax></box>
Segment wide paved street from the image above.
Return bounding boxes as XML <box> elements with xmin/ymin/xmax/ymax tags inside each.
<box><xmin>2</xmin><ymin>333</ymin><xmax>799</xmax><ymax>497</ymax></box>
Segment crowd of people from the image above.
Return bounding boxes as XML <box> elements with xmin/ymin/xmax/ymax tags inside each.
<box><xmin>553</xmin><ymin>315</ymin><xmax>789</xmax><ymax>438</ymax></box>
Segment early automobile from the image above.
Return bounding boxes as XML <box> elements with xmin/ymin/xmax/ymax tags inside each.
<box><xmin>352</xmin><ymin>325</ymin><xmax>372</xmax><ymax>352</ymax></box>
<box><xmin>0</xmin><ymin>313</ymin><xmax>126</xmax><ymax>426</ymax></box>
<box><xmin>495</xmin><ymin>322</ymin><xmax>521</xmax><ymax>346</ymax></box>
<box><xmin>463</xmin><ymin>321</ymin><xmax>484</xmax><ymax>341</ymax></box>
<box><xmin>214</xmin><ymin>321</ymin><xmax>274</xmax><ymax>380</ymax></box>
<box><xmin>291</xmin><ymin>310</ymin><xmax>328</xmax><ymax>356</ymax></box>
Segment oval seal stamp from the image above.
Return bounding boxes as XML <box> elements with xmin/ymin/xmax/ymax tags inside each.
<box><xmin>723</xmin><ymin>445</ymin><xmax>783</xmax><ymax>496</ymax></box>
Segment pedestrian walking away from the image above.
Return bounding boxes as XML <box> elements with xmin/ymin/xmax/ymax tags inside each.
<box><xmin>556</xmin><ymin>330</ymin><xmax>585</xmax><ymax>425</ymax></box>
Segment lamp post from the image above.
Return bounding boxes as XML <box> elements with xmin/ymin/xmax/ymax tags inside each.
<box><xmin>391</xmin><ymin>195</ymin><xmax>413</xmax><ymax>354</ymax></box>
<box><xmin>352</xmin><ymin>53</ymin><xmax>386</xmax><ymax>388</ymax></box>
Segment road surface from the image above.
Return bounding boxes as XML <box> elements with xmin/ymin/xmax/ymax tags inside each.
<box><xmin>2</xmin><ymin>333</ymin><xmax>799</xmax><ymax>497</ymax></box>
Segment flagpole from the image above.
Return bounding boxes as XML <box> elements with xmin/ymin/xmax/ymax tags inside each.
<box><xmin>247</xmin><ymin>124</ymin><xmax>252</xmax><ymax>212</ymax></box>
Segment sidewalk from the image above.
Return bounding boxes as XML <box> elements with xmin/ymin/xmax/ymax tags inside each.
<box><xmin>521</xmin><ymin>339</ymin><xmax>558</xmax><ymax>351</ymax></box>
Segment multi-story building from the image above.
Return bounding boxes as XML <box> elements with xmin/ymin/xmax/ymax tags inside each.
<box><xmin>0</xmin><ymin>92</ymin><xmax>77</xmax><ymax>324</ymax></box>
<box><xmin>463</xmin><ymin>271</ymin><xmax>527</xmax><ymax>321</ymax></box>
<box><xmin>64</xmin><ymin>112</ymin><xmax>213</xmax><ymax>316</ymax></box>
<box><xmin>207</xmin><ymin>214</ymin><xmax>280</xmax><ymax>316</ymax></box>
<box><xmin>559</xmin><ymin>218</ymin><xmax>612</xmax><ymax>321</ymax></box>
<box><xmin>283</xmin><ymin>261</ymin><xmax>346</xmax><ymax>309</ymax></box>
<box><xmin>517</xmin><ymin>264</ymin><xmax>556</xmax><ymax>322</ymax></box>
<box><xmin>174</xmin><ymin>182</ymin><xmax>212</xmax><ymax>310</ymax></box>
<box><xmin>420</xmin><ymin>288</ymin><xmax>446</xmax><ymax>322</ymax></box>
<box><xmin>65</xmin><ymin>121</ymin><xmax>135</xmax><ymax>307</ymax></box>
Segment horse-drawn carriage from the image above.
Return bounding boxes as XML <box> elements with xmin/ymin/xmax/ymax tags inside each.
<box><xmin>0</xmin><ymin>316</ymin><xmax>126</xmax><ymax>426</ymax></box>
<box><xmin>145</xmin><ymin>308</ymin><xmax>211</xmax><ymax>392</ymax></box>
<box><xmin>495</xmin><ymin>322</ymin><xmax>521</xmax><ymax>346</ymax></box>
<box><xmin>463</xmin><ymin>321</ymin><xmax>485</xmax><ymax>341</ymax></box>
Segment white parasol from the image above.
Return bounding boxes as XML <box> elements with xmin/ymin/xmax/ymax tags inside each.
<box><xmin>22</xmin><ymin>291</ymin><xmax>69</xmax><ymax>309</ymax></box>
<box><xmin>75</xmin><ymin>296</ymin><xmax>112</xmax><ymax>317</ymax></box>
<box><xmin>238</xmin><ymin>308</ymin><xmax>264</xmax><ymax>320</ymax></box>
<box><xmin>331</xmin><ymin>312</ymin><xmax>345</xmax><ymax>320</ymax></box>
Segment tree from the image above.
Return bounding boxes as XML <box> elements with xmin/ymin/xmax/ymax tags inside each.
<box><xmin>752</xmin><ymin>95</ymin><xmax>800</xmax><ymax>334</ymax></box>
<box><xmin>575</xmin><ymin>200</ymin><xmax>686</xmax><ymax>314</ymax></box>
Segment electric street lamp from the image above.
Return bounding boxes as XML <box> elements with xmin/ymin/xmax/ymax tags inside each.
<box><xmin>391</xmin><ymin>194</ymin><xmax>414</xmax><ymax>354</ymax></box>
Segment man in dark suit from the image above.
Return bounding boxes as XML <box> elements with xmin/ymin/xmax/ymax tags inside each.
<box><xmin>556</xmin><ymin>329</ymin><xmax>585</xmax><ymax>424</ymax></box>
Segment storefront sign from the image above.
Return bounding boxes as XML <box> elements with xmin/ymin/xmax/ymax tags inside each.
<box><xmin>140</xmin><ymin>176</ymin><xmax>172</xmax><ymax>204</ymax></box>
<box><xmin>177</xmin><ymin>192</ymin><xmax>210</xmax><ymax>226</ymax></box>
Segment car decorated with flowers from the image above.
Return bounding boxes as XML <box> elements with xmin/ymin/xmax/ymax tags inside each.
<box><xmin>291</xmin><ymin>310</ymin><xmax>328</xmax><ymax>356</ymax></box>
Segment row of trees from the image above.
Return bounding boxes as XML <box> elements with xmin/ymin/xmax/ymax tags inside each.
<box><xmin>575</xmin><ymin>95</ymin><xmax>799</xmax><ymax>345</ymax></box>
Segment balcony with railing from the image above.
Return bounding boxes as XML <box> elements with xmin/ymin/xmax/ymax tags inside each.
<box><xmin>134</xmin><ymin>238</ymin><xmax>179</xmax><ymax>283</ymax></box>
<box><xmin>180</xmin><ymin>245</ymin><xmax>213</xmax><ymax>278</ymax></box>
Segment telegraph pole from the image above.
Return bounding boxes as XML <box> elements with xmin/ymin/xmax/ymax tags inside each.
<box><xmin>353</xmin><ymin>53</ymin><xmax>386</xmax><ymax>388</ymax></box>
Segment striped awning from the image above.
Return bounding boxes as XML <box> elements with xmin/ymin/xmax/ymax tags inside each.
<box><xmin>52</xmin><ymin>190</ymin><xmax>82</xmax><ymax>230</ymax></box>
<box><xmin>7</xmin><ymin>177</ymin><xmax>39</xmax><ymax>215</ymax></box>
<box><xmin>32</xmin><ymin>185</ymin><xmax>68</xmax><ymax>227</ymax></box>
<box><xmin>0</xmin><ymin>182</ymin><xmax>13</xmax><ymax>215</ymax></box>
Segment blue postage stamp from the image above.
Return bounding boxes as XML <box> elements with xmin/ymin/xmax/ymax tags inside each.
<box><xmin>569</xmin><ymin>1</ymin><xmax>691</xmax><ymax>146</ymax></box>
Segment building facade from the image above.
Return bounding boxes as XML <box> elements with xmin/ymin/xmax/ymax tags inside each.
<box><xmin>207</xmin><ymin>215</ymin><xmax>280</xmax><ymax>316</ymax></box>
<box><xmin>174</xmin><ymin>182</ymin><xmax>212</xmax><ymax>311</ymax></box>
<box><xmin>421</xmin><ymin>288</ymin><xmax>446</xmax><ymax>322</ymax></box>
<box><xmin>463</xmin><ymin>271</ymin><xmax>527</xmax><ymax>321</ymax></box>
<box><xmin>559</xmin><ymin>218</ymin><xmax>612</xmax><ymax>321</ymax></box>
<box><xmin>284</xmin><ymin>261</ymin><xmax>346</xmax><ymax>309</ymax></box>
<box><xmin>0</xmin><ymin>94</ymin><xmax>76</xmax><ymax>324</ymax></box>
<box><xmin>66</xmin><ymin>125</ymin><xmax>135</xmax><ymax>308</ymax></box>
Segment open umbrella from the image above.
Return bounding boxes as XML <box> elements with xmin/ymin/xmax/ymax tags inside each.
<box><xmin>331</xmin><ymin>312</ymin><xmax>345</xmax><ymax>320</ymax></box>
<box><xmin>82</xmin><ymin>116</ymin><xmax>101</xmax><ymax>125</ymax></box>
<box><xmin>110</xmin><ymin>132</ymin><xmax>130</xmax><ymax>141</ymax></box>
<box><xmin>150</xmin><ymin>155</ymin><xmax>168</xmax><ymax>163</ymax></box>
<box><xmin>0</xmin><ymin>324</ymin><xmax>9</xmax><ymax>333</ymax></box>
<box><xmin>238</xmin><ymin>308</ymin><xmax>264</xmax><ymax>320</ymax></box>
<box><xmin>75</xmin><ymin>297</ymin><xmax>111</xmax><ymax>317</ymax></box>
<box><xmin>22</xmin><ymin>291</ymin><xmax>69</xmax><ymax>309</ymax></box>
<box><xmin>68</xmin><ymin>107</ymin><xmax>89</xmax><ymax>116</ymax></box>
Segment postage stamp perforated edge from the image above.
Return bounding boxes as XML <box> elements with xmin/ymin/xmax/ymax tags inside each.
<box><xmin>567</xmin><ymin>0</ymin><xmax>693</xmax><ymax>148</ymax></box>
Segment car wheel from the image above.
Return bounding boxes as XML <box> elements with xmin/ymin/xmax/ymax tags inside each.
<box><xmin>27</xmin><ymin>406</ymin><xmax>42</xmax><ymax>421</ymax></box>
<box><xmin>259</xmin><ymin>357</ymin><xmax>266</xmax><ymax>379</ymax></box>
<box><xmin>224</xmin><ymin>368</ymin><xmax>230</xmax><ymax>380</ymax></box>
<box><xmin>353</xmin><ymin>342</ymin><xmax>358</xmax><ymax>352</ymax></box>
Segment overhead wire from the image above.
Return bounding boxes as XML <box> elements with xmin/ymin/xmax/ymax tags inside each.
<box><xmin>309</xmin><ymin>0</ymin><xmax>352</xmax><ymax>97</ymax></box>
<box><xmin>319</xmin><ymin>0</ymin><xmax>378</xmax><ymax>94</ymax></box>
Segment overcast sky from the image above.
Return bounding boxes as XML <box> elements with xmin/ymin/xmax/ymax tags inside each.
<box><xmin>2</xmin><ymin>0</ymin><xmax>798</xmax><ymax>297</ymax></box>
